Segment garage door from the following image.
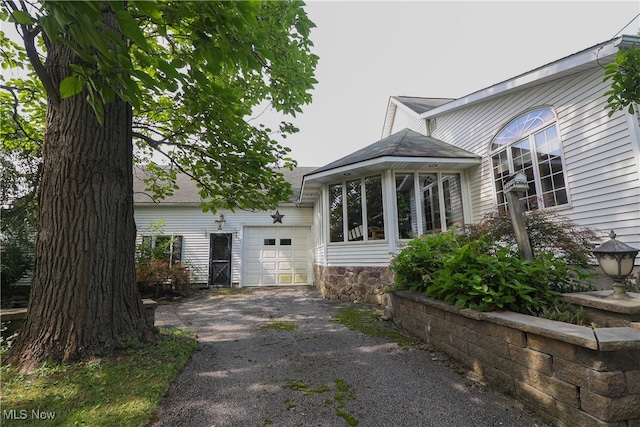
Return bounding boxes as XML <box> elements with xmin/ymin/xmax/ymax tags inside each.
<box><xmin>243</xmin><ymin>226</ymin><xmax>310</xmax><ymax>286</ymax></box>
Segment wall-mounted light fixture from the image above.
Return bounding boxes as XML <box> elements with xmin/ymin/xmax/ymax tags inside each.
<box><xmin>592</xmin><ymin>230</ymin><xmax>639</xmax><ymax>299</ymax></box>
<box><xmin>215</xmin><ymin>213</ymin><xmax>226</xmax><ymax>231</ymax></box>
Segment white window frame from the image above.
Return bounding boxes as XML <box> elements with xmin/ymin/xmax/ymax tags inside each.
<box><xmin>489</xmin><ymin>108</ymin><xmax>571</xmax><ymax>212</ymax></box>
<box><xmin>393</xmin><ymin>170</ymin><xmax>467</xmax><ymax>240</ymax></box>
<box><xmin>327</xmin><ymin>174</ymin><xmax>386</xmax><ymax>244</ymax></box>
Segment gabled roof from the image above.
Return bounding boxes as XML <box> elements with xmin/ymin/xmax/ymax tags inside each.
<box><xmin>416</xmin><ymin>35</ymin><xmax>640</xmax><ymax>120</ymax></box>
<box><xmin>381</xmin><ymin>35</ymin><xmax>640</xmax><ymax>137</ymax></box>
<box><xmin>390</xmin><ymin>96</ymin><xmax>453</xmax><ymax>114</ymax></box>
<box><xmin>310</xmin><ymin>128</ymin><xmax>479</xmax><ymax>175</ymax></box>
<box><xmin>133</xmin><ymin>166</ymin><xmax>317</xmax><ymax>206</ymax></box>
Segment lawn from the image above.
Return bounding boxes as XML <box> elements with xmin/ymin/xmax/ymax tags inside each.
<box><xmin>1</xmin><ymin>327</ymin><xmax>197</xmax><ymax>426</ymax></box>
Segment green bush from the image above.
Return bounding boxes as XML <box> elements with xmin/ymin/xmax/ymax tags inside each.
<box><xmin>465</xmin><ymin>210</ymin><xmax>599</xmax><ymax>267</ymax></box>
<box><xmin>426</xmin><ymin>245</ymin><xmax>585</xmax><ymax>314</ymax></box>
<box><xmin>390</xmin><ymin>211</ymin><xmax>594</xmax><ymax>315</ymax></box>
<box><xmin>0</xmin><ymin>241</ymin><xmax>32</xmax><ymax>294</ymax></box>
<box><xmin>390</xmin><ymin>230</ymin><xmax>467</xmax><ymax>292</ymax></box>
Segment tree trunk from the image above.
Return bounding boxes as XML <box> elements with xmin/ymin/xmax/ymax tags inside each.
<box><xmin>5</xmin><ymin>40</ymin><xmax>157</xmax><ymax>372</ymax></box>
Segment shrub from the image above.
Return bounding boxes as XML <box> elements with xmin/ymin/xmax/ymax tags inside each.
<box><xmin>465</xmin><ymin>210</ymin><xmax>599</xmax><ymax>267</ymax></box>
<box><xmin>135</xmin><ymin>221</ymin><xmax>190</xmax><ymax>296</ymax></box>
<box><xmin>390</xmin><ymin>230</ymin><xmax>467</xmax><ymax>291</ymax></box>
<box><xmin>538</xmin><ymin>302</ymin><xmax>589</xmax><ymax>326</ymax></box>
<box><xmin>0</xmin><ymin>240</ymin><xmax>32</xmax><ymax>293</ymax></box>
<box><xmin>136</xmin><ymin>258</ymin><xmax>191</xmax><ymax>296</ymax></box>
<box><xmin>425</xmin><ymin>246</ymin><xmax>586</xmax><ymax>314</ymax></box>
<box><xmin>390</xmin><ymin>211</ymin><xmax>594</xmax><ymax>314</ymax></box>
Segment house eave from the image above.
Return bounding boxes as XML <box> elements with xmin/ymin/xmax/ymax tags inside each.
<box><xmin>418</xmin><ymin>36</ymin><xmax>632</xmax><ymax>120</ymax></box>
<box><xmin>301</xmin><ymin>155</ymin><xmax>480</xmax><ymax>186</ymax></box>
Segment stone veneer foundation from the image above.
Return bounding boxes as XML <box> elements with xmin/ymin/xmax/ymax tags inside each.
<box><xmin>389</xmin><ymin>290</ymin><xmax>640</xmax><ymax>427</ymax></box>
<box><xmin>313</xmin><ymin>265</ymin><xmax>394</xmax><ymax>306</ymax></box>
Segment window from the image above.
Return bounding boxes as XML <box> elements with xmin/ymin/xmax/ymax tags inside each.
<box><xmin>329</xmin><ymin>183</ymin><xmax>344</xmax><ymax>242</ymax></box>
<box><xmin>490</xmin><ymin>108</ymin><xmax>569</xmax><ymax>212</ymax></box>
<box><xmin>264</xmin><ymin>239</ymin><xmax>276</xmax><ymax>246</ymax></box>
<box><xmin>142</xmin><ymin>235</ymin><xmax>183</xmax><ymax>265</ymax></box>
<box><xmin>394</xmin><ymin>172</ymin><xmax>464</xmax><ymax>239</ymax></box>
<box><xmin>420</xmin><ymin>173</ymin><xmax>440</xmax><ymax>233</ymax></box>
<box><xmin>328</xmin><ymin>175</ymin><xmax>385</xmax><ymax>243</ymax></box>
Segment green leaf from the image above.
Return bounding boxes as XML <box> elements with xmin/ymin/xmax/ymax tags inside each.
<box><xmin>9</xmin><ymin>10</ymin><xmax>35</xmax><ymax>25</ymax></box>
<box><xmin>115</xmin><ymin>10</ymin><xmax>149</xmax><ymax>51</ymax></box>
<box><xmin>133</xmin><ymin>0</ymin><xmax>164</xmax><ymax>24</ymax></box>
<box><xmin>39</xmin><ymin>16</ymin><xmax>60</xmax><ymax>43</ymax></box>
<box><xmin>59</xmin><ymin>75</ymin><xmax>85</xmax><ymax>98</ymax></box>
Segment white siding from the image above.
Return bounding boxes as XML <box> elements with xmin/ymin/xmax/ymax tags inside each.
<box><xmin>428</xmin><ymin>69</ymin><xmax>640</xmax><ymax>249</ymax></box>
<box><xmin>326</xmin><ymin>242</ymin><xmax>392</xmax><ymax>267</ymax></box>
<box><xmin>135</xmin><ymin>204</ymin><xmax>314</xmax><ymax>285</ymax></box>
<box><xmin>391</xmin><ymin>106</ymin><xmax>426</xmax><ymax>136</ymax></box>
<box><xmin>135</xmin><ymin>206</ymin><xmax>213</xmax><ymax>283</ymax></box>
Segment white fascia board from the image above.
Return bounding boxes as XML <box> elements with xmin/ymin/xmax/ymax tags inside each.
<box><xmin>418</xmin><ymin>39</ymin><xmax>622</xmax><ymax>120</ymax></box>
<box><xmin>381</xmin><ymin>98</ymin><xmax>399</xmax><ymax>138</ymax></box>
<box><xmin>302</xmin><ymin>155</ymin><xmax>481</xmax><ymax>183</ymax></box>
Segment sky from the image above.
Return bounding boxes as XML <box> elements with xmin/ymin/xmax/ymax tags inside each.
<box><xmin>259</xmin><ymin>1</ymin><xmax>640</xmax><ymax>167</ymax></box>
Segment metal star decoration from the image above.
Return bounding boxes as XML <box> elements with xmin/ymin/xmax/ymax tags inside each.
<box><xmin>271</xmin><ymin>210</ymin><xmax>284</xmax><ymax>223</ymax></box>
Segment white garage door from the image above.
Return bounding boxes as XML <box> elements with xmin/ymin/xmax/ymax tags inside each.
<box><xmin>243</xmin><ymin>226</ymin><xmax>310</xmax><ymax>286</ymax></box>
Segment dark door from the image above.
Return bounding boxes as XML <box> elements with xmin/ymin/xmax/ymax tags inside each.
<box><xmin>209</xmin><ymin>233</ymin><xmax>232</xmax><ymax>287</ymax></box>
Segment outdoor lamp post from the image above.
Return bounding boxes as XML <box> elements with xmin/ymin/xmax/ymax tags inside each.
<box><xmin>215</xmin><ymin>213</ymin><xmax>226</xmax><ymax>231</ymax></box>
<box><xmin>592</xmin><ymin>230</ymin><xmax>639</xmax><ymax>299</ymax></box>
<box><xmin>504</xmin><ymin>172</ymin><xmax>534</xmax><ymax>261</ymax></box>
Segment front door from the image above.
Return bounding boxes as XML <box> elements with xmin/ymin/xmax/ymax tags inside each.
<box><xmin>209</xmin><ymin>233</ymin><xmax>232</xmax><ymax>287</ymax></box>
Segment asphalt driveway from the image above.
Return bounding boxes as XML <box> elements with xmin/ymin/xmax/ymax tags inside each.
<box><xmin>152</xmin><ymin>286</ymin><xmax>548</xmax><ymax>427</ymax></box>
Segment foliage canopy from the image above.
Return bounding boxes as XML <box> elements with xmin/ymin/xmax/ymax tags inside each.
<box><xmin>0</xmin><ymin>0</ymin><xmax>318</xmax><ymax>370</ymax></box>
<box><xmin>604</xmin><ymin>41</ymin><xmax>640</xmax><ymax>116</ymax></box>
<box><xmin>1</xmin><ymin>0</ymin><xmax>318</xmax><ymax>212</ymax></box>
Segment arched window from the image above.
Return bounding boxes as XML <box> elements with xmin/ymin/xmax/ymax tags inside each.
<box><xmin>490</xmin><ymin>108</ymin><xmax>569</xmax><ymax>213</ymax></box>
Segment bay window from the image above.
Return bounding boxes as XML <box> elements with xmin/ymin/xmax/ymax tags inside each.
<box><xmin>329</xmin><ymin>175</ymin><xmax>385</xmax><ymax>243</ymax></box>
<box><xmin>395</xmin><ymin>172</ymin><xmax>464</xmax><ymax>239</ymax></box>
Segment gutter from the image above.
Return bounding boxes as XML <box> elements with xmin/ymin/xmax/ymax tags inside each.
<box><xmin>418</xmin><ymin>36</ymin><xmax>635</xmax><ymax>120</ymax></box>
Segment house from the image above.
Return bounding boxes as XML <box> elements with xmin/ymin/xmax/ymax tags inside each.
<box><xmin>133</xmin><ymin>167</ymin><xmax>316</xmax><ymax>288</ymax></box>
<box><xmin>134</xmin><ymin>35</ymin><xmax>640</xmax><ymax>303</ymax></box>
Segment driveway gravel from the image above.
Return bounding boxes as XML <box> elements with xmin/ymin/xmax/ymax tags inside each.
<box><xmin>152</xmin><ymin>286</ymin><xmax>548</xmax><ymax>427</ymax></box>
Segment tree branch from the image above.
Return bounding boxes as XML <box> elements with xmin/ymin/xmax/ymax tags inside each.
<box><xmin>5</xmin><ymin>0</ymin><xmax>60</xmax><ymax>104</ymax></box>
<box><xmin>0</xmin><ymin>84</ymin><xmax>43</xmax><ymax>145</ymax></box>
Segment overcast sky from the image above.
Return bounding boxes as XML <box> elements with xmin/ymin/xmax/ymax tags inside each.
<box><xmin>259</xmin><ymin>1</ymin><xmax>640</xmax><ymax>167</ymax></box>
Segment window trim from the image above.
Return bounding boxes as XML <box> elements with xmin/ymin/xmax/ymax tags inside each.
<box><xmin>489</xmin><ymin>107</ymin><xmax>571</xmax><ymax>212</ymax></box>
<box><xmin>393</xmin><ymin>170</ymin><xmax>466</xmax><ymax>240</ymax></box>
<box><xmin>327</xmin><ymin>174</ymin><xmax>386</xmax><ymax>244</ymax></box>
<box><xmin>142</xmin><ymin>234</ymin><xmax>183</xmax><ymax>265</ymax></box>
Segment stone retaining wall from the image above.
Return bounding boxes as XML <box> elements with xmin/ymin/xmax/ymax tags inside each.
<box><xmin>313</xmin><ymin>265</ymin><xmax>393</xmax><ymax>305</ymax></box>
<box><xmin>388</xmin><ymin>290</ymin><xmax>640</xmax><ymax>427</ymax></box>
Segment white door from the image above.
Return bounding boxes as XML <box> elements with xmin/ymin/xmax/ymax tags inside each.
<box><xmin>243</xmin><ymin>226</ymin><xmax>310</xmax><ymax>286</ymax></box>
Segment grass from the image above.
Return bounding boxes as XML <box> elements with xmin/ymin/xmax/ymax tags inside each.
<box><xmin>283</xmin><ymin>377</ymin><xmax>358</xmax><ymax>426</ymax></box>
<box><xmin>333</xmin><ymin>306</ymin><xmax>429</xmax><ymax>350</ymax></box>
<box><xmin>0</xmin><ymin>328</ymin><xmax>197</xmax><ymax>427</ymax></box>
<box><xmin>259</xmin><ymin>321</ymin><xmax>297</xmax><ymax>332</ymax></box>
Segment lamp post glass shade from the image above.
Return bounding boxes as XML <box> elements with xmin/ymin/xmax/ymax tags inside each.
<box><xmin>592</xmin><ymin>230</ymin><xmax>639</xmax><ymax>298</ymax></box>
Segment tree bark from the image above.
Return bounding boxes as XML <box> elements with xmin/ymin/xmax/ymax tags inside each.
<box><xmin>5</xmin><ymin>39</ymin><xmax>157</xmax><ymax>372</ymax></box>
